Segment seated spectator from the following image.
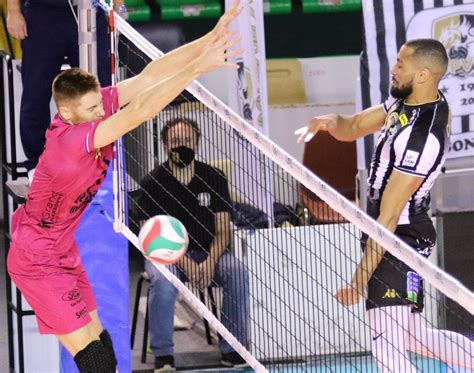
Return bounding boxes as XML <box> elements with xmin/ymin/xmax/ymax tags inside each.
<box><xmin>136</xmin><ymin>117</ymin><xmax>250</xmax><ymax>371</ymax></box>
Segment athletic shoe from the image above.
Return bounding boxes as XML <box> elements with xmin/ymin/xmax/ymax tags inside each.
<box><xmin>221</xmin><ymin>351</ymin><xmax>249</xmax><ymax>368</ymax></box>
<box><xmin>154</xmin><ymin>355</ymin><xmax>175</xmax><ymax>372</ymax></box>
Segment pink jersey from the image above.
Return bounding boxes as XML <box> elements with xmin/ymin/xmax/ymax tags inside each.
<box><xmin>11</xmin><ymin>86</ymin><xmax>119</xmax><ymax>257</ymax></box>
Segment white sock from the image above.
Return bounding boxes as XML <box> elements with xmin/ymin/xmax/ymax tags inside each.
<box><xmin>368</xmin><ymin>306</ymin><xmax>418</xmax><ymax>373</ymax></box>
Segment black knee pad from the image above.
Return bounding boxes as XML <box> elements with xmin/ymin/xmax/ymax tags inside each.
<box><xmin>100</xmin><ymin>329</ymin><xmax>117</xmax><ymax>366</ymax></box>
<box><xmin>74</xmin><ymin>340</ymin><xmax>117</xmax><ymax>373</ymax></box>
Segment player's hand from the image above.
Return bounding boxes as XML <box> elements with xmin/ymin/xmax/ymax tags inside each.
<box><xmin>7</xmin><ymin>10</ymin><xmax>28</xmax><ymax>40</ymax></box>
<box><xmin>336</xmin><ymin>284</ymin><xmax>364</xmax><ymax>306</ymax></box>
<box><xmin>294</xmin><ymin>115</ymin><xmax>337</xmax><ymax>143</ymax></box>
<box><xmin>197</xmin><ymin>259</ymin><xmax>217</xmax><ymax>288</ymax></box>
<box><xmin>211</xmin><ymin>0</ymin><xmax>242</xmax><ymax>39</ymax></box>
<box><xmin>196</xmin><ymin>30</ymin><xmax>242</xmax><ymax>74</ymax></box>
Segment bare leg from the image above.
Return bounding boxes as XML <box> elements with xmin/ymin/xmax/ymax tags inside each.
<box><xmin>56</xmin><ymin>311</ymin><xmax>103</xmax><ymax>356</ymax></box>
<box><xmin>89</xmin><ymin>310</ymin><xmax>104</xmax><ymax>337</ymax></box>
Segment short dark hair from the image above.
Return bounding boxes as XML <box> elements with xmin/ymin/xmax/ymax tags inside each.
<box><xmin>404</xmin><ymin>38</ymin><xmax>449</xmax><ymax>72</ymax></box>
<box><xmin>52</xmin><ymin>68</ymin><xmax>99</xmax><ymax>104</ymax></box>
<box><xmin>161</xmin><ymin>117</ymin><xmax>201</xmax><ymax>144</ymax></box>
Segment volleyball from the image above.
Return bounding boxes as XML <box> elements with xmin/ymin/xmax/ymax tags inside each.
<box><xmin>138</xmin><ymin>215</ymin><xmax>189</xmax><ymax>265</ymax></box>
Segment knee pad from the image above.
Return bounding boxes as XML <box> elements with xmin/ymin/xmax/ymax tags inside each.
<box><xmin>100</xmin><ymin>329</ymin><xmax>117</xmax><ymax>366</ymax></box>
<box><xmin>74</xmin><ymin>340</ymin><xmax>117</xmax><ymax>373</ymax></box>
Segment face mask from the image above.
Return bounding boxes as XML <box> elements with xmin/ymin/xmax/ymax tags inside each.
<box><xmin>169</xmin><ymin>146</ymin><xmax>195</xmax><ymax>168</ymax></box>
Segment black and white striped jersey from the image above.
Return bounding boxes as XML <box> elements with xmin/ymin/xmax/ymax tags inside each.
<box><xmin>367</xmin><ymin>91</ymin><xmax>450</xmax><ymax>225</ymax></box>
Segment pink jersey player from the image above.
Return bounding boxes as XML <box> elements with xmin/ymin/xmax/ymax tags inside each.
<box><xmin>8</xmin><ymin>86</ymin><xmax>117</xmax><ymax>335</ymax></box>
<box><xmin>5</xmin><ymin>3</ymin><xmax>242</xmax><ymax>370</ymax></box>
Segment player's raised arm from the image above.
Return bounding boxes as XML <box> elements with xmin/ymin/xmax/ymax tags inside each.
<box><xmin>295</xmin><ymin>104</ymin><xmax>387</xmax><ymax>143</ymax></box>
<box><xmin>116</xmin><ymin>0</ymin><xmax>242</xmax><ymax>107</ymax></box>
<box><xmin>94</xmin><ymin>30</ymin><xmax>241</xmax><ymax>150</ymax></box>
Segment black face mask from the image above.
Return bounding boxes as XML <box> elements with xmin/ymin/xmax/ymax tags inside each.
<box><xmin>169</xmin><ymin>146</ymin><xmax>195</xmax><ymax>168</ymax></box>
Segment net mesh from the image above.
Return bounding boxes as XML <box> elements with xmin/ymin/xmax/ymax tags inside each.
<box><xmin>112</xmin><ymin>13</ymin><xmax>474</xmax><ymax>372</ymax></box>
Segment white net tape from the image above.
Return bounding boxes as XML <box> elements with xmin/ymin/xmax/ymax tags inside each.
<box><xmin>112</xmin><ymin>13</ymin><xmax>474</xmax><ymax>317</ymax></box>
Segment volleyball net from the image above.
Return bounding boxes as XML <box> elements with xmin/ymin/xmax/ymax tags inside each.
<box><xmin>108</xmin><ymin>9</ymin><xmax>474</xmax><ymax>372</ymax></box>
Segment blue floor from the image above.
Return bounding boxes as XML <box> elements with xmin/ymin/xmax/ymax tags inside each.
<box><xmin>182</xmin><ymin>355</ymin><xmax>473</xmax><ymax>372</ymax></box>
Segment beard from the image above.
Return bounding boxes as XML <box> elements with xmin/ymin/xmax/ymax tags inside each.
<box><xmin>390</xmin><ymin>79</ymin><xmax>413</xmax><ymax>99</ymax></box>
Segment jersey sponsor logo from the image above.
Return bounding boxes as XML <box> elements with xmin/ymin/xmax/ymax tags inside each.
<box><xmin>385</xmin><ymin>111</ymin><xmax>399</xmax><ymax>129</ymax></box>
<box><xmin>62</xmin><ymin>290</ymin><xmax>83</xmax><ymax>307</ymax></box>
<box><xmin>400</xmin><ymin>113</ymin><xmax>409</xmax><ymax>127</ymax></box>
<box><xmin>75</xmin><ymin>306</ymin><xmax>87</xmax><ymax>319</ymax></box>
<box><xmin>40</xmin><ymin>191</ymin><xmax>64</xmax><ymax>226</ymax></box>
<box><xmin>70</xmin><ymin>169</ymin><xmax>108</xmax><ymax>215</ymax></box>
<box><xmin>70</xmin><ymin>188</ymin><xmax>98</xmax><ymax>214</ymax></box>
<box><xmin>61</xmin><ymin>289</ymin><xmax>81</xmax><ymax>302</ymax></box>
<box><xmin>198</xmin><ymin>192</ymin><xmax>211</xmax><ymax>207</ymax></box>
<box><xmin>402</xmin><ymin>150</ymin><xmax>420</xmax><ymax>167</ymax></box>
<box><xmin>382</xmin><ymin>289</ymin><xmax>401</xmax><ymax>299</ymax></box>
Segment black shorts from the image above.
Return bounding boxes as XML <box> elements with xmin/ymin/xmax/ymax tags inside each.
<box><xmin>363</xmin><ymin>199</ymin><xmax>436</xmax><ymax>312</ymax></box>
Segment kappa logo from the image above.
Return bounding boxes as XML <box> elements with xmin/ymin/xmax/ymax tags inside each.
<box><xmin>402</xmin><ymin>150</ymin><xmax>420</xmax><ymax>168</ymax></box>
<box><xmin>382</xmin><ymin>289</ymin><xmax>401</xmax><ymax>299</ymax></box>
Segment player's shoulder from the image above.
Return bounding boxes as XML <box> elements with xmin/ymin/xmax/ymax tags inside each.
<box><xmin>417</xmin><ymin>92</ymin><xmax>450</xmax><ymax>128</ymax></box>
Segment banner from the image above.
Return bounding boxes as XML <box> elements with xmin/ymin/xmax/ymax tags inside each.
<box><xmin>359</xmin><ymin>0</ymin><xmax>474</xmax><ymax>169</ymax></box>
<box><xmin>226</xmin><ymin>0</ymin><xmax>269</xmax><ymax>136</ymax></box>
<box><xmin>226</xmin><ymin>0</ymin><xmax>273</xmax><ymax>223</ymax></box>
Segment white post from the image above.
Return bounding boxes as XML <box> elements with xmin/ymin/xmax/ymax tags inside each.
<box><xmin>78</xmin><ymin>0</ymin><xmax>97</xmax><ymax>76</ymax></box>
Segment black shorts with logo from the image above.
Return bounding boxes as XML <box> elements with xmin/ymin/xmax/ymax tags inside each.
<box><xmin>363</xmin><ymin>199</ymin><xmax>436</xmax><ymax>312</ymax></box>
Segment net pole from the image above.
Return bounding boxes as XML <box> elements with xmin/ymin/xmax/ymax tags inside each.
<box><xmin>104</xmin><ymin>2</ymin><xmax>126</xmax><ymax>233</ymax></box>
<box><xmin>113</xmin><ymin>13</ymin><xmax>474</xmax><ymax>315</ymax></box>
<box><xmin>120</xmin><ymin>226</ymin><xmax>268</xmax><ymax>373</ymax></box>
<box><xmin>78</xmin><ymin>0</ymin><xmax>98</xmax><ymax>76</ymax></box>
